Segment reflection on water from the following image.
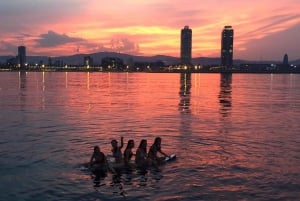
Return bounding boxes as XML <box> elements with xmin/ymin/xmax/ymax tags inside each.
<box><xmin>179</xmin><ymin>73</ymin><xmax>191</xmax><ymax>113</ymax></box>
<box><xmin>178</xmin><ymin>73</ymin><xmax>192</xmax><ymax>154</ymax></box>
<box><xmin>65</xmin><ymin>72</ymin><xmax>68</xmax><ymax>88</ymax></box>
<box><xmin>215</xmin><ymin>73</ymin><xmax>233</xmax><ymax>167</ymax></box>
<box><xmin>18</xmin><ymin>71</ymin><xmax>26</xmax><ymax>89</ymax></box>
<box><xmin>219</xmin><ymin>73</ymin><xmax>232</xmax><ymax>117</ymax></box>
<box><xmin>18</xmin><ymin>72</ymin><xmax>27</xmax><ymax>110</ymax></box>
<box><xmin>0</xmin><ymin>72</ymin><xmax>300</xmax><ymax>201</ymax></box>
<box><xmin>84</xmin><ymin>165</ymin><xmax>166</xmax><ymax>199</ymax></box>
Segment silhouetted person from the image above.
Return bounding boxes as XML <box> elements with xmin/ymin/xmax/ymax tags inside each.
<box><xmin>111</xmin><ymin>136</ymin><xmax>124</xmax><ymax>163</ymax></box>
<box><xmin>124</xmin><ymin>140</ymin><xmax>135</xmax><ymax>166</ymax></box>
<box><xmin>135</xmin><ymin>139</ymin><xmax>148</xmax><ymax>168</ymax></box>
<box><xmin>90</xmin><ymin>146</ymin><xmax>108</xmax><ymax>176</ymax></box>
<box><xmin>148</xmin><ymin>137</ymin><xmax>168</xmax><ymax>165</ymax></box>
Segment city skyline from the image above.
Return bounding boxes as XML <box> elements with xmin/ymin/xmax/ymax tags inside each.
<box><xmin>0</xmin><ymin>1</ymin><xmax>300</xmax><ymax>61</ymax></box>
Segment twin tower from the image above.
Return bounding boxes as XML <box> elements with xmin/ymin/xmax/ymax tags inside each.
<box><xmin>180</xmin><ymin>25</ymin><xmax>234</xmax><ymax>68</ymax></box>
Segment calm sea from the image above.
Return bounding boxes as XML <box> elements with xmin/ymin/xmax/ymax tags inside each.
<box><xmin>0</xmin><ymin>72</ymin><xmax>299</xmax><ymax>201</ymax></box>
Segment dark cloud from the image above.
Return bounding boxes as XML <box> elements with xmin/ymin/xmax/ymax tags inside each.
<box><xmin>35</xmin><ymin>31</ymin><xmax>84</xmax><ymax>47</ymax></box>
<box><xmin>0</xmin><ymin>1</ymin><xmax>85</xmax><ymax>28</ymax></box>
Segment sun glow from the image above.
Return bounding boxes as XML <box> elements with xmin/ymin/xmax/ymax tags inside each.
<box><xmin>0</xmin><ymin>0</ymin><xmax>300</xmax><ymax>60</ymax></box>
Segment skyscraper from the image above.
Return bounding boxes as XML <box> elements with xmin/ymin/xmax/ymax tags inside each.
<box><xmin>180</xmin><ymin>26</ymin><xmax>192</xmax><ymax>66</ymax></box>
<box><xmin>221</xmin><ymin>26</ymin><xmax>234</xmax><ymax>68</ymax></box>
<box><xmin>283</xmin><ymin>54</ymin><xmax>289</xmax><ymax>65</ymax></box>
<box><xmin>18</xmin><ymin>46</ymin><xmax>26</xmax><ymax>69</ymax></box>
<box><xmin>84</xmin><ymin>56</ymin><xmax>93</xmax><ymax>67</ymax></box>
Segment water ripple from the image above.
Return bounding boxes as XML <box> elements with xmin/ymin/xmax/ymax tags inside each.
<box><xmin>0</xmin><ymin>73</ymin><xmax>300</xmax><ymax>201</ymax></box>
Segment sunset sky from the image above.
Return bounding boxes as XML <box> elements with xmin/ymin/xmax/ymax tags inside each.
<box><xmin>0</xmin><ymin>0</ymin><xmax>299</xmax><ymax>61</ymax></box>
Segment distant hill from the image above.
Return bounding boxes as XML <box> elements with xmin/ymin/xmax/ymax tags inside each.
<box><xmin>0</xmin><ymin>52</ymin><xmax>179</xmax><ymax>66</ymax></box>
<box><xmin>0</xmin><ymin>52</ymin><xmax>299</xmax><ymax>66</ymax></box>
<box><xmin>0</xmin><ymin>56</ymin><xmax>16</xmax><ymax>62</ymax></box>
<box><xmin>192</xmin><ymin>57</ymin><xmax>220</xmax><ymax>65</ymax></box>
<box><xmin>292</xmin><ymin>59</ymin><xmax>300</xmax><ymax>65</ymax></box>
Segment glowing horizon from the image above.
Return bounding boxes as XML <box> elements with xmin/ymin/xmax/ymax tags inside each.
<box><xmin>0</xmin><ymin>0</ymin><xmax>300</xmax><ymax>60</ymax></box>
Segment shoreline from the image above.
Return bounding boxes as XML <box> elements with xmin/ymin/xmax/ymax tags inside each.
<box><xmin>1</xmin><ymin>68</ymin><xmax>300</xmax><ymax>74</ymax></box>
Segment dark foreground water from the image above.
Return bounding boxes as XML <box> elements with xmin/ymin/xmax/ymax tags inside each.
<box><xmin>0</xmin><ymin>72</ymin><xmax>300</xmax><ymax>201</ymax></box>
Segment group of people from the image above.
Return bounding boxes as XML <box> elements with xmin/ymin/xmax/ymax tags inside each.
<box><xmin>90</xmin><ymin>137</ymin><xmax>169</xmax><ymax>172</ymax></box>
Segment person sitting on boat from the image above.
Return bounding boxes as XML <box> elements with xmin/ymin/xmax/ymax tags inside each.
<box><xmin>124</xmin><ymin>139</ymin><xmax>135</xmax><ymax>166</ymax></box>
<box><xmin>147</xmin><ymin>137</ymin><xmax>169</xmax><ymax>165</ymax></box>
<box><xmin>135</xmin><ymin>139</ymin><xmax>148</xmax><ymax>168</ymax></box>
<box><xmin>111</xmin><ymin>136</ymin><xmax>124</xmax><ymax>163</ymax></box>
<box><xmin>89</xmin><ymin>146</ymin><xmax>108</xmax><ymax>174</ymax></box>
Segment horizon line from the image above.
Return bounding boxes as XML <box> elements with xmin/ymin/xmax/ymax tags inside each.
<box><xmin>0</xmin><ymin>51</ymin><xmax>298</xmax><ymax>62</ymax></box>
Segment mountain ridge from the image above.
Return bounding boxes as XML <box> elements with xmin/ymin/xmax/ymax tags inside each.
<box><xmin>0</xmin><ymin>52</ymin><xmax>299</xmax><ymax>66</ymax></box>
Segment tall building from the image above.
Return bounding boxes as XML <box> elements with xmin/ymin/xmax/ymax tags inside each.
<box><xmin>84</xmin><ymin>56</ymin><xmax>93</xmax><ymax>67</ymax></box>
<box><xmin>180</xmin><ymin>26</ymin><xmax>192</xmax><ymax>66</ymax></box>
<box><xmin>18</xmin><ymin>46</ymin><xmax>26</xmax><ymax>69</ymax></box>
<box><xmin>221</xmin><ymin>26</ymin><xmax>234</xmax><ymax>68</ymax></box>
<box><xmin>283</xmin><ymin>54</ymin><xmax>289</xmax><ymax>65</ymax></box>
<box><xmin>48</xmin><ymin>57</ymin><xmax>53</xmax><ymax>67</ymax></box>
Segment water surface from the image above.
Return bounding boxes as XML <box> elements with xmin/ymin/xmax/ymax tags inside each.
<box><xmin>0</xmin><ymin>72</ymin><xmax>299</xmax><ymax>200</ymax></box>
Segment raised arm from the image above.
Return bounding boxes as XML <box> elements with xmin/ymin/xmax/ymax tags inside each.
<box><xmin>120</xmin><ymin>136</ymin><xmax>124</xmax><ymax>149</ymax></box>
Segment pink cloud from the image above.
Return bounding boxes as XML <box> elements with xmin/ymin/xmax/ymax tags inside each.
<box><xmin>0</xmin><ymin>0</ymin><xmax>300</xmax><ymax>60</ymax></box>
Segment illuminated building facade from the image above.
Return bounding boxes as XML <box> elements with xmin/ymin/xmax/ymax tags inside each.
<box><xmin>221</xmin><ymin>26</ymin><xmax>234</xmax><ymax>68</ymax></box>
<box><xmin>84</xmin><ymin>56</ymin><xmax>93</xmax><ymax>67</ymax></box>
<box><xmin>180</xmin><ymin>26</ymin><xmax>192</xmax><ymax>66</ymax></box>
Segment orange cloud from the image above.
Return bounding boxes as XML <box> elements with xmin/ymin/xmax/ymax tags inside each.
<box><xmin>1</xmin><ymin>0</ymin><xmax>300</xmax><ymax>60</ymax></box>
